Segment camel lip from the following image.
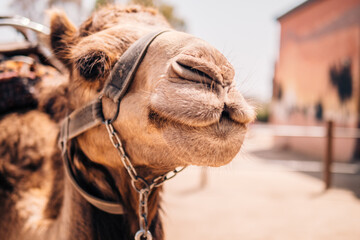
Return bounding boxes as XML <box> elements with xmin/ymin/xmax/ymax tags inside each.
<box><xmin>148</xmin><ymin>107</ymin><xmax>245</xmax><ymax>130</ymax></box>
<box><xmin>218</xmin><ymin>110</ymin><xmax>247</xmax><ymax>130</ymax></box>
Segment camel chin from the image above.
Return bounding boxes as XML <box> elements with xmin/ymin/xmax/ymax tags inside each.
<box><xmin>163</xmin><ymin>117</ymin><xmax>247</xmax><ymax>167</ymax></box>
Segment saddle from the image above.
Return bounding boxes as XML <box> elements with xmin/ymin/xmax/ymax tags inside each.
<box><xmin>0</xmin><ymin>16</ymin><xmax>64</xmax><ymax>114</ymax></box>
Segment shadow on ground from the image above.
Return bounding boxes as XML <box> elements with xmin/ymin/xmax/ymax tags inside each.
<box><xmin>251</xmin><ymin>148</ymin><xmax>360</xmax><ymax>199</ymax></box>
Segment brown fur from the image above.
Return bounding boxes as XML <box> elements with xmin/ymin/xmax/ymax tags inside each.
<box><xmin>0</xmin><ymin>4</ymin><xmax>255</xmax><ymax>240</ymax></box>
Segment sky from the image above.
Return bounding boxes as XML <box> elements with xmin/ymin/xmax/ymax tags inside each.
<box><xmin>161</xmin><ymin>0</ymin><xmax>306</xmax><ymax>102</ymax></box>
<box><xmin>0</xmin><ymin>0</ymin><xmax>306</xmax><ymax>102</ymax></box>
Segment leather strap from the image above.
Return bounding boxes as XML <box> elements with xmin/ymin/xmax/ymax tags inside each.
<box><xmin>103</xmin><ymin>30</ymin><xmax>167</xmax><ymax>102</ymax></box>
<box><xmin>58</xmin><ymin>30</ymin><xmax>169</xmax><ymax>215</ymax></box>
<box><xmin>59</xmin><ymin>30</ymin><xmax>169</xmax><ymax>145</ymax></box>
<box><xmin>59</xmin><ymin>99</ymin><xmax>103</xmax><ymax>142</ymax></box>
<box><xmin>62</xmin><ymin>145</ymin><xmax>125</xmax><ymax>214</ymax></box>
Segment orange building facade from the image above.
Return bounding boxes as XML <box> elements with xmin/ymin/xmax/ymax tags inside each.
<box><xmin>272</xmin><ymin>0</ymin><xmax>360</xmax><ymax>162</ymax></box>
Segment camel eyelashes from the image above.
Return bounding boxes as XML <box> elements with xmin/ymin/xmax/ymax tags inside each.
<box><xmin>75</xmin><ymin>51</ymin><xmax>110</xmax><ymax>81</ymax></box>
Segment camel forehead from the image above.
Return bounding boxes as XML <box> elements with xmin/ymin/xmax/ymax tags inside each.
<box><xmin>78</xmin><ymin>5</ymin><xmax>169</xmax><ymax>37</ymax></box>
<box><xmin>70</xmin><ymin>29</ymin><xmax>235</xmax><ymax>99</ymax></box>
<box><xmin>71</xmin><ymin>5</ymin><xmax>233</xmax><ymax>76</ymax></box>
<box><xmin>72</xmin><ymin>29</ymin><xmax>228</xmax><ymax>68</ymax></box>
<box><xmin>74</xmin><ymin>29</ymin><xmax>197</xmax><ymax>56</ymax></box>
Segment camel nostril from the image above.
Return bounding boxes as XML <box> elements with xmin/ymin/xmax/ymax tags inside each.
<box><xmin>171</xmin><ymin>55</ymin><xmax>223</xmax><ymax>87</ymax></box>
<box><xmin>171</xmin><ymin>61</ymin><xmax>214</xmax><ymax>88</ymax></box>
<box><xmin>176</xmin><ymin>62</ymin><xmax>213</xmax><ymax>81</ymax></box>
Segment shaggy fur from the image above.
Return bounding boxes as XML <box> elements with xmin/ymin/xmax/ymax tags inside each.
<box><xmin>0</xmin><ymin>4</ymin><xmax>255</xmax><ymax>240</ymax></box>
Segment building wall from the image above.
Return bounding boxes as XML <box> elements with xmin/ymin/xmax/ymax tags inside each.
<box><xmin>272</xmin><ymin>0</ymin><xmax>360</xmax><ymax>162</ymax></box>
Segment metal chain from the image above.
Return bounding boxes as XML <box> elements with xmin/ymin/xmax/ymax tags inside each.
<box><xmin>104</xmin><ymin>120</ymin><xmax>185</xmax><ymax>240</ymax></box>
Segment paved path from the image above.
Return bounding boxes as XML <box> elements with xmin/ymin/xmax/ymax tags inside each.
<box><xmin>162</xmin><ymin>134</ymin><xmax>360</xmax><ymax>240</ymax></box>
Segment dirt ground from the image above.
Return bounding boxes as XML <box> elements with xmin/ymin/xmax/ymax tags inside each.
<box><xmin>162</xmin><ymin>131</ymin><xmax>360</xmax><ymax>240</ymax></box>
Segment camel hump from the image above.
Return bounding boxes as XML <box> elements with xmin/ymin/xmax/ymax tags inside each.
<box><xmin>0</xmin><ymin>111</ymin><xmax>62</xmax><ymax>239</ymax></box>
<box><xmin>0</xmin><ymin>111</ymin><xmax>58</xmax><ymax>192</ymax></box>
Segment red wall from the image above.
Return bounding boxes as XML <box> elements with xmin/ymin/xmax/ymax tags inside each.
<box><xmin>272</xmin><ymin>0</ymin><xmax>360</xmax><ymax>162</ymax></box>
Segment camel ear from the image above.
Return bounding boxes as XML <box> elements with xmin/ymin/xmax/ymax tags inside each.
<box><xmin>49</xmin><ymin>10</ymin><xmax>77</xmax><ymax>66</ymax></box>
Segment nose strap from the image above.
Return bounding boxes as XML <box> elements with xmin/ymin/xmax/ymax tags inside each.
<box><xmin>58</xmin><ymin>29</ymin><xmax>169</xmax><ymax>215</ymax></box>
<box><xmin>103</xmin><ymin>30</ymin><xmax>168</xmax><ymax>103</ymax></box>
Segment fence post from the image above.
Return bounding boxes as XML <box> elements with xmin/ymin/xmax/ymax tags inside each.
<box><xmin>199</xmin><ymin>167</ymin><xmax>208</xmax><ymax>189</ymax></box>
<box><xmin>323</xmin><ymin>120</ymin><xmax>333</xmax><ymax>190</ymax></box>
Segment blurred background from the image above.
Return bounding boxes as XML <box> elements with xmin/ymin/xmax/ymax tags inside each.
<box><xmin>0</xmin><ymin>0</ymin><xmax>360</xmax><ymax>239</ymax></box>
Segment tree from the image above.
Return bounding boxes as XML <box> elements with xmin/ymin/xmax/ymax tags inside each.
<box><xmin>9</xmin><ymin>0</ymin><xmax>185</xmax><ymax>31</ymax></box>
<box><xmin>96</xmin><ymin>0</ymin><xmax>186</xmax><ymax>31</ymax></box>
<box><xmin>130</xmin><ymin>0</ymin><xmax>185</xmax><ymax>30</ymax></box>
<box><xmin>9</xmin><ymin>0</ymin><xmax>82</xmax><ymax>22</ymax></box>
<box><xmin>157</xmin><ymin>2</ymin><xmax>185</xmax><ymax>31</ymax></box>
<box><xmin>130</xmin><ymin>0</ymin><xmax>154</xmax><ymax>7</ymax></box>
<box><xmin>95</xmin><ymin>0</ymin><xmax>115</xmax><ymax>10</ymax></box>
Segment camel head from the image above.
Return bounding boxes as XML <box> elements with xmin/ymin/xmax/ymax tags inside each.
<box><xmin>50</xmin><ymin>5</ymin><xmax>255</xmax><ymax>174</ymax></box>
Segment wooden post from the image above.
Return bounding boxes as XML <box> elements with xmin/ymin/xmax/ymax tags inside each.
<box><xmin>199</xmin><ymin>167</ymin><xmax>208</xmax><ymax>189</ymax></box>
<box><xmin>323</xmin><ymin>120</ymin><xmax>333</xmax><ymax>190</ymax></box>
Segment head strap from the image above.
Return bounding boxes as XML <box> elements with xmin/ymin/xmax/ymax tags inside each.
<box><xmin>59</xmin><ymin>30</ymin><xmax>169</xmax><ymax>144</ymax></box>
<box><xmin>59</xmin><ymin>30</ymin><xmax>169</xmax><ymax>215</ymax></box>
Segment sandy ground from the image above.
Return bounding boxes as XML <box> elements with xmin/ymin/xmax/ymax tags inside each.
<box><xmin>161</xmin><ymin>132</ymin><xmax>360</xmax><ymax>240</ymax></box>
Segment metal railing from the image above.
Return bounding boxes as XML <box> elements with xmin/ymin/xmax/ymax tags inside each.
<box><xmin>251</xmin><ymin>123</ymin><xmax>360</xmax><ymax>138</ymax></box>
<box><xmin>250</xmin><ymin>121</ymin><xmax>360</xmax><ymax>189</ymax></box>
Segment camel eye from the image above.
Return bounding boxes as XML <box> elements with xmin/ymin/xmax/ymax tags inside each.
<box><xmin>75</xmin><ymin>51</ymin><xmax>109</xmax><ymax>81</ymax></box>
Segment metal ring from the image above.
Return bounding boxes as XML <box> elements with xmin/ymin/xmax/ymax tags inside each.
<box><xmin>109</xmin><ymin>100</ymin><xmax>121</xmax><ymax>124</ymax></box>
<box><xmin>131</xmin><ymin>176</ymin><xmax>150</xmax><ymax>193</ymax></box>
<box><xmin>134</xmin><ymin>229</ymin><xmax>152</xmax><ymax>240</ymax></box>
<box><xmin>98</xmin><ymin>94</ymin><xmax>120</xmax><ymax>124</ymax></box>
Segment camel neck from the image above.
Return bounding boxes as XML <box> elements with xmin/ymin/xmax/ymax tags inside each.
<box><xmin>54</xmin><ymin>178</ymin><xmax>132</xmax><ymax>240</ymax></box>
<box><xmin>52</xmin><ymin>143</ymin><xmax>164</xmax><ymax>240</ymax></box>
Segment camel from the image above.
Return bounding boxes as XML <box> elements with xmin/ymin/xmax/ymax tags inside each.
<box><xmin>0</xmin><ymin>4</ymin><xmax>255</xmax><ymax>240</ymax></box>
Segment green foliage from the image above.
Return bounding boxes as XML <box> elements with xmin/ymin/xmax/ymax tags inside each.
<box><xmin>95</xmin><ymin>0</ymin><xmax>115</xmax><ymax>9</ymax></box>
<box><xmin>256</xmin><ymin>103</ymin><xmax>270</xmax><ymax>122</ymax></box>
<box><xmin>9</xmin><ymin>0</ymin><xmax>82</xmax><ymax>22</ymax></box>
<box><xmin>129</xmin><ymin>0</ymin><xmax>186</xmax><ymax>31</ymax></box>
<box><xmin>158</xmin><ymin>3</ymin><xmax>185</xmax><ymax>30</ymax></box>
<box><xmin>130</xmin><ymin>0</ymin><xmax>154</xmax><ymax>7</ymax></box>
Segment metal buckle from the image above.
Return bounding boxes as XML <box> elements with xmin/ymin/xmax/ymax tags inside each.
<box><xmin>98</xmin><ymin>94</ymin><xmax>120</xmax><ymax>124</ymax></box>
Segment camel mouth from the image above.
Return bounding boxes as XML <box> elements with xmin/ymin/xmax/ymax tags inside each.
<box><xmin>149</xmin><ymin>77</ymin><xmax>254</xmax><ymax>130</ymax></box>
<box><xmin>219</xmin><ymin>110</ymin><xmax>232</xmax><ymax>123</ymax></box>
<box><xmin>148</xmin><ymin>106</ymin><xmax>247</xmax><ymax>167</ymax></box>
<box><xmin>148</xmin><ymin>106</ymin><xmax>245</xmax><ymax>131</ymax></box>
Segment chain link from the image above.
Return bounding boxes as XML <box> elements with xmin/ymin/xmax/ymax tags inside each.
<box><xmin>105</xmin><ymin>120</ymin><xmax>138</xmax><ymax>181</ymax></box>
<box><xmin>104</xmin><ymin>120</ymin><xmax>185</xmax><ymax>240</ymax></box>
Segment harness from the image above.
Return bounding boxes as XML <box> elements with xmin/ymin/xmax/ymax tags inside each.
<box><xmin>58</xmin><ymin>30</ymin><xmax>184</xmax><ymax>240</ymax></box>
